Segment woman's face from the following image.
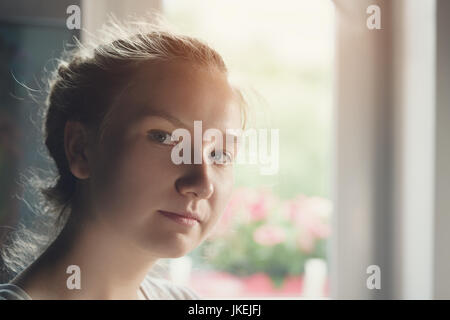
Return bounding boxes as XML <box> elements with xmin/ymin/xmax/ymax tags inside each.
<box><xmin>86</xmin><ymin>60</ymin><xmax>242</xmax><ymax>258</ymax></box>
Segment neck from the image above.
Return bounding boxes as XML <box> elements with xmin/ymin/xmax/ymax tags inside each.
<box><xmin>12</xmin><ymin>206</ymin><xmax>159</xmax><ymax>300</ymax></box>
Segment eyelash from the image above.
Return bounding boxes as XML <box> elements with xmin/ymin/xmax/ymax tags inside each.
<box><xmin>147</xmin><ymin>130</ymin><xmax>234</xmax><ymax>165</ymax></box>
<box><xmin>147</xmin><ymin>130</ymin><xmax>177</xmax><ymax>146</ymax></box>
<box><xmin>209</xmin><ymin>149</ymin><xmax>234</xmax><ymax>165</ymax></box>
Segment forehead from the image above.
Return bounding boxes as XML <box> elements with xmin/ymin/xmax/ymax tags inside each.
<box><xmin>112</xmin><ymin>60</ymin><xmax>242</xmax><ymax>133</ymax></box>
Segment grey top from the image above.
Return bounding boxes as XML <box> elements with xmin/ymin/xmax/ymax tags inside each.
<box><xmin>0</xmin><ymin>284</ymin><xmax>32</xmax><ymax>300</ymax></box>
<box><xmin>0</xmin><ymin>276</ymin><xmax>201</xmax><ymax>300</ymax></box>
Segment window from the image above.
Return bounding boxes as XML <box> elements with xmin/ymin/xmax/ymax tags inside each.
<box><xmin>162</xmin><ymin>0</ymin><xmax>334</xmax><ymax>299</ymax></box>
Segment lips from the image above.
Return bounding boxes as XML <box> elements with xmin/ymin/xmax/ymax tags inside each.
<box><xmin>158</xmin><ymin>210</ymin><xmax>202</xmax><ymax>223</ymax></box>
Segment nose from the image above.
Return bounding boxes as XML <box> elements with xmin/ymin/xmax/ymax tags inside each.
<box><xmin>175</xmin><ymin>161</ymin><xmax>214</xmax><ymax>200</ymax></box>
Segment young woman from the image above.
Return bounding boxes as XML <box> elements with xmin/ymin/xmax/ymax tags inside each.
<box><xmin>0</xmin><ymin>17</ymin><xmax>247</xmax><ymax>300</ymax></box>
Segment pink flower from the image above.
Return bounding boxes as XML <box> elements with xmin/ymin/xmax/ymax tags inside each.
<box><xmin>253</xmin><ymin>225</ymin><xmax>286</xmax><ymax>246</ymax></box>
<box><xmin>248</xmin><ymin>201</ymin><xmax>266</xmax><ymax>221</ymax></box>
<box><xmin>296</xmin><ymin>230</ymin><xmax>315</xmax><ymax>253</ymax></box>
<box><xmin>281</xmin><ymin>195</ymin><xmax>332</xmax><ymax>252</ymax></box>
<box><xmin>244</xmin><ymin>188</ymin><xmax>279</xmax><ymax>222</ymax></box>
<box><xmin>216</xmin><ymin>187</ymin><xmax>279</xmax><ymax>228</ymax></box>
<box><xmin>287</xmin><ymin>196</ymin><xmax>332</xmax><ymax>239</ymax></box>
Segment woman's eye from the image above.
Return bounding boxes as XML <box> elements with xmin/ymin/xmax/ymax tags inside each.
<box><xmin>210</xmin><ymin>150</ymin><xmax>233</xmax><ymax>164</ymax></box>
<box><xmin>147</xmin><ymin>130</ymin><xmax>176</xmax><ymax>146</ymax></box>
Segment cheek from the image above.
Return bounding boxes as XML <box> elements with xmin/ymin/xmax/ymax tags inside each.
<box><xmin>90</xmin><ymin>140</ymin><xmax>175</xmax><ymax>214</ymax></box>
<box><xmin>206</xmin><ymin>170</ymin><xmax>235</xmax><ymax>228</ymax></box>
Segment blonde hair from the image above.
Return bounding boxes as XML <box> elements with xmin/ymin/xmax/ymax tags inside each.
<box><xmin>1</xmin><ymin>13</ymin><xmax>248</xmax><ymax>282</ymax></box>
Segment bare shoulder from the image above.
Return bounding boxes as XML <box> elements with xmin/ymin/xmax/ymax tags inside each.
<box><xmin>141</xmin><ymin>275</ymin><xmax>202</xmax><ymax>300</ymax></box>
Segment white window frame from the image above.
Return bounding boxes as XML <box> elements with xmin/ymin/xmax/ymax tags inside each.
<box><xmin>331</xmin><ymin>0</ymin><xmax>450</xmax><ymax>299</ymax></box>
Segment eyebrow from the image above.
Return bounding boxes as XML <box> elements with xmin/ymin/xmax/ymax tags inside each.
<box><xmin>139</xmin><ymin>108</ymin><xmax>192</xmax><ymax>129</ymax></box>
<box><xmin>139</xmin><ymin>106</ymin><xmax>241</xmax><ymax>141</ymax></box>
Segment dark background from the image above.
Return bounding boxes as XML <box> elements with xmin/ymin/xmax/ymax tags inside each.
<box><xmin>0</xmin><ymin>1</ymin><xmax>80</xmax><ymax>280</ymax></box>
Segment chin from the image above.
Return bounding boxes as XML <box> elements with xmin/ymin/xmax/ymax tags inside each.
<box><xmin>159</xmin><ymin>247</ymin><xmax>191</xmax><ymax>259</ymax></box>
<box><xmin>138</xmin><ymin>231</ymin><xmax>200</xmax><ymax>258</ymax></box>
<box><xmin>142</xmin><ymin>242</ymin><xmax>193</xmax><ymax>259</ymax></box>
